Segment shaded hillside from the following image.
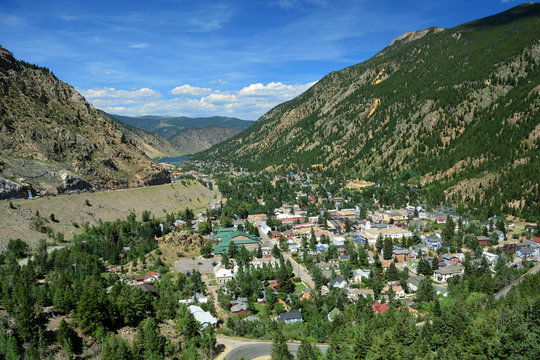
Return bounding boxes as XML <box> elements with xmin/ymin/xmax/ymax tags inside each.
<box><xmin>111</xmin><ymin>114</ymin><xmax>252</xmax><ymax>139</ymax></box>
<box><xmin>0</xmin><ymin>46</ymin><xmax>170</xmax><ymax>199</ymax></box>
<box><xmin>199</xmin><ymin>4</ymin><xmax>540</xmax><ymax>219</ymax></box>
<box><xmin>105</xmin><ymin>111</ymin><xmax>179</xmax><ymax>158</ymax></box>
<box><xmin>168</xmin><ymin>126</ymin><xmax>241</xmax><ymax>155</ymax></box>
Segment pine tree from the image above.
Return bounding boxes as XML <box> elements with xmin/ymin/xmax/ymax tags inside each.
<box><xmin>271</xmin><ymin>330</ymin><xmax>293</xmax><ymax>360</ymax></box>
<box><xmin>383</xmin><ymin>237</ymin><xmax>393</xmax><ymax>260</ymax></box>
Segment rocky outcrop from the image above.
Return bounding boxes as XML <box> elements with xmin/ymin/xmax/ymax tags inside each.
<box><xmin>0</xmin><ymin>46</ymin><xmax>170</xmax><ymax>199</ymax></box>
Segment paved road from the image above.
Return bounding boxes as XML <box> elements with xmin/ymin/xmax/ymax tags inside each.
<box><xmin>224</xmin><ymin>342</ymin><xmax>328</xmax><ymax>360</ymax></box>
<box><xmin>495</xmin><ymin>264</ymin><xmax>540</xmax><ymax>299</ymax></box>
<box><xmin>259</xmin><ymin>230</ymin><xmax>316</xmax><ymax>289</ymax></box>
<box><xmin>18</xmin><ymin>241</ymin><xmax>72</xmax><ymax>266</ymax></box>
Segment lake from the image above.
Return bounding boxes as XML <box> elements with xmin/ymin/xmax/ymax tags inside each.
<box><xmin>158</xmin><ymin>156</ymin><xmax>190</xmax><ymax>166</ymax></box>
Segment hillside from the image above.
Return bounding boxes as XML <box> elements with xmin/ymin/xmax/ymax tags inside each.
<box><xmin>0</xmin><ymin>181</ymin><xmax>214</xmax><ymax>249</ymax></box>
<box><xmin>0</xmin><ymin>46</ymin><xmax>170</xmax><ymax>199</ymax></box>
<box><xmin>105</xmin><ymin>112</ymin><xmax>179</xmax><ymax>158</ymax></box>
<box><xmin>168</xmin><ymin>126</ymin><xmax>241</xmax><ymax>155</ymax></box>
<box><xmin>199</xmin><ymin>3</ymin><xmax>540</xmax><ymax>219</ymax></box>
<box><xmin>111</xmin><ymin>114</ymin><xmax>253</xmax><ymax>139</ymax></box>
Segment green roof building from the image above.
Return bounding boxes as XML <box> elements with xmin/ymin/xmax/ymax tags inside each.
<box><xmin>212</xmin><ymin>230</ymin><xmax>260</xmax><ymax>255</ymax></box>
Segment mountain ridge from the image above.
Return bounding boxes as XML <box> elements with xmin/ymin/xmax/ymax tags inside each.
<box><xmin>0</xmin><ymin>46</ymin><xmax>170</xmax><ymax>199</ymax></box>
<box><xmin>198</xmin><ymin>3</ymin><xmax>540</xmax><ymax>219</ymax></box>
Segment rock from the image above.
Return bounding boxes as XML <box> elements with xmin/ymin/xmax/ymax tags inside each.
<box><xmin>58</xmin><ymin>170</ymin><xmax>92</xmax><ymax>193</ymax></box>
<box><xmin>0</xmin><ymin>176</ymin><xmax>30</xmax><ymax>199</ymax></box>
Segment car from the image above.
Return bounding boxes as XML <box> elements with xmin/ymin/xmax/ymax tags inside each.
<box><xmin>197</xmin><ymin>262</ymin><xmax>203</xmax><ymax>265</ymax></box>
<box><xmin>192</xmin><ymin>257</ymin><xmax>195</xmax><ymax>260</ymax></box>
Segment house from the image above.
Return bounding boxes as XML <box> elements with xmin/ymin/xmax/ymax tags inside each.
<box><xmin>516</xmin><ymin>246</ymin><xmax>534</xmax><ymax>258</ymax></box>
<box><xmin>348</xmin><ymin>288</ymin><xmax>374</xmax><ymax>301</ymax></box>
<box><xmin>188</xmin><ymin>305</ymin><xmax>218</xmax><ymax>328</ymax></box>
<box><xmin>231</xmin><ymin>303</ymin><xmax>249</xmax><ymax>315</ymax></box>
<box><xmin>392</xmin><ymin>247</ymin><xmax>410</xmax><ymax>262</ymax></box>
<box><xmin>133</xmin><ymin>283</ymin><xmax>157</xmax><ymax>295</ymax></box>
<box><xmin>408</xmin><ymin>276</ymin><xmax>422</xmax><ymax>292</ymax></box>
<box><xmin>353</xmin><ymin>269</ymin><xmax>371</xmax><ymax>283</ymax></box>
<box><xmin>482</xmin><ymin>252</ymin><xmax>499</xmax><ymax>266</ymax></box>
<box><xmin>332</xmin><ymin>237</ymin><xmax>345</xmax><ymax>247</ymax></box>
<box><xmin>372</xmin><ymin>300</ymin><xmax>389</xmax><ymax>314</ymax></box>
<box><xmin>433</xmin><ymin>264</ymin><xmax>464</xmax><ymax>282</ymax></box>
<box><xmin>532</xmin><ymin>237</ymin><xmax>540</xmax><ymax>244</ymax></box>
<box><xmin>441</xmin><ymin>253</ymin><xmax>460</xmax><ymax>266</ymax></box>
<box><xmin>328</xmin><ymin>276</ymin><xmax>347</xmax><ymax>288</ymax></box>
<box><xmin>327</xmin><ymin>307</ymin><xmax>342</xmax><ymax>322</ymax></box>
<box><xmin>383</xmin><ymin>284</ymin><xmax>405</xmax><ymax>298</ymax></box>
<box><xmin>248</xmin><ymin>214</ymin><xmax>267</xmax><ymax>222</ymax></box>
<box><xmin>437</xmin><ymin>218</ymin><xmax>447</xmax><ymax>224</ymax></box>
<box><xmin>214</xmin><ymin>266</ymin><xmax>234</xmax><ymax>284</ymax></box>
<box><xmin>476</xmin><ymin>236</ymin><xmax>490</xmax><ymax>247</ymax></box>
<box><xmin>277</xmin><ymin>310</ymin><xmax>303</xmax><ymax>323</ymax></box>
<box><xmin>135</xmin><ymin>271</ymin><xmax>160</xmax><ymax>285</ymax></box>
<box><xmin>425</xmin><ymin>236</ymin><xmax>441</xmax><ymax>250</ymax></box>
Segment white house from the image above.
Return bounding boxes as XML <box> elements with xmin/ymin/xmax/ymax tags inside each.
<box><xmin>433</xmin><ymin>265</ymin><xmax>464</xmax><ymax>283</ymax></box>
<box><xmin>188</xmin><ymin>305</ymin><xmax>218</xmax><ymax>328</ymax></box>
<box><xmin>353</xmin><ymin>269</ymin><xmax>371</xmax><ymax>283</ymax></box>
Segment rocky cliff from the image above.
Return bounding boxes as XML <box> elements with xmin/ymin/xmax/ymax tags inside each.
<box><xmin>0</xmin><ymin>46</ymin><xmax>170</xmax><ymax>199</ymax></box>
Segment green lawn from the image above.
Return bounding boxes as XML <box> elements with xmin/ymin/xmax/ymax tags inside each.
<box><xmin>295</xmin><ymin>282</ymin><xmax>308</xmax><ymax>292</ymax></box>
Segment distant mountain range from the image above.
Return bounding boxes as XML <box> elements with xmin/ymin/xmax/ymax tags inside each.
<box><xmin>198</xmin><ymin>3</ymin><xmax>540</xmax><ymax>220</ymax></box>
<box><xmin>110</xmin><ymin>114</ymin><xmax>252</xmax><ymax>155</ymax></box>
<box><xmin>0</xmin><ymin>46</ymin><xmax>170</xmax><ymax>199</ymax></box>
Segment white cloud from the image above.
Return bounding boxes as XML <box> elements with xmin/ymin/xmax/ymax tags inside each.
<box><xmin>80</xmin><ymin>80</ymin><xmax>316</xmax><ymax>119</ymax></box>
<box><xmin>171</xmin><ymin>84</ymin><xmax>212</xmax><ymax>96</ymax></box>
<box><xmin>129</xmin><ymin>43</ymin><xmax>148</xmax><ymax>49</ymax></box>
<box><xmin>78</xmin><ymin>87</ymin><xmax>162</xmax><ymax>107</ymax></box>
<box><xmin>210</xmin><ymin>79</ymin><xmax>229</xmax><ymax>85</ymax></box>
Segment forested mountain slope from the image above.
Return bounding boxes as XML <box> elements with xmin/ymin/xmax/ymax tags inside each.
<box><xmin>200</xmin><ymin>3</ymin><xmax>540</xmax><ymax>219</ymax></box>
<box><xmin>0</xmin><ymin>46</ymin><xmax>170</xmax><ymax>199</ymax></box>
<box><xmin>111</xmin><ymin>114</ymin><xmax>252</xmax><ymax>139</ymax></box>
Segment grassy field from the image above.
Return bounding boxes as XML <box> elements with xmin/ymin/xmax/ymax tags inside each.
<box><xmin>0</xmin><ymin>180</ymin><xmax>216</xmax><ymax>249</ymax></box>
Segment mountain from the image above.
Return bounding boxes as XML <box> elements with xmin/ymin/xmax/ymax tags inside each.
<box><xmin>199</xmin><ymin>4</ymin><xmax>540</xmax><ymax>219</ymax></box>
<box><xmin>0</xmin><ymin>46</ymin><xmax>170</xmax><ymax>199</ymax></box>
<box><xmin>168</xmin><ymin>126</ymin><xmax>241</xmax><ymax>155</ymax></box>
<box><xmin>110</xmin><ymin>114</ymin><xmax>252</xmax><ymax>139</ymax></box>
<box><xmin>105</xmin><ymin>112</ymin><xmax>179</xmax><ymax>159</ymax></box>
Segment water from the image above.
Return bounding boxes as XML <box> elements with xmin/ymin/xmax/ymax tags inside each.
<box><xmin>158</xmin><ymin>156</ymin><xmax>190</xmax><ymax>166</ymax></box>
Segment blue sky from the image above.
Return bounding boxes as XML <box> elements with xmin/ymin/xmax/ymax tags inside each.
<box><xmin>0</xmin><ymin>0</ymin><xmax>527</xmax><ymax>120</ymax></box>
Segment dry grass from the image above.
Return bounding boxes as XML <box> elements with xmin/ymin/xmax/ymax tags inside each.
<box><xmin>0</xmin><ymin>181</ymin><xmax>215</xmax><ymax>249</ymax></box>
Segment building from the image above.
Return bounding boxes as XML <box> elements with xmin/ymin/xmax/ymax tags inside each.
<box><xmin>134</xmin><ymin>271</ymin><xmax>160</xmax><ymax>285</ymax></box>
<box><xmin>476</xmin><ymin>236</ymin><xmax>490</xmax><ymax>247</ymax></box>
<box><xmin>372</xmin><ymin>300</ymin><xmax>389</xmax><ymax>314</ymax></box>
<box><xmin>214</xmin><ymin>266</ymin><xmax>235</xmax><ymax>285</ymax></box>
<box><xmin>433</xmin><ymin>265</ymin><xmax>464</xmax><ymax>282</ymax></box>
<box><xmin>440</xmin><ymin>253</ymin><xmax>460</xmax><ymax>266</ymax></box>
<box><xmin>425</xmin><ymin>236</ymin><xmax>442</xmax><ymax>250</ymax></box>
<box><xmin>353</xmin><ymin>269</ymin><xmax>371</xmax><ymax>282</ymax></box>
<box><xmin>188</xmin><ymin>305</ymin><xmax>218</xmax><ymax>328</ymax></box>
<box><xmin>212</xmin><ymin>229</ymin><xmax>261</xmax><ymax>255</ymax></box>
<box><xmin>328</xmin><ymin>276</ymin><xmax>347</xmax><ymax>288</ymax></box>
<box><xmin>359</xmin><ymin>225</ymin><xmax>413</xmax><ymax>246</ymax></box>
<box><xmin>392</xmin><ymin>247</ymin><xmax>410</xmax><ymax>262</ymax></box>
<box><xmin>277</xmin><ymin>311</ymin><xmax>303</xmax><ymax>323</ymax></box>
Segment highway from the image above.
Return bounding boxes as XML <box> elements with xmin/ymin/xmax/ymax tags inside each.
<box><xmin>224</xmin><ymin>342</ymin><xmax>328</xmax><ymax>360</ymax></box>
<box><xmin>494</xmin><ymin>263</ymin><xmax>540</xmax><ymax>299</ymax></box>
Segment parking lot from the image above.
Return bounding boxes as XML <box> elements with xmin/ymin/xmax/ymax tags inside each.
<box><xmin>174</xmin><ymin>256</ymin><xmax>219</xmax><ymax>274</ymax></box>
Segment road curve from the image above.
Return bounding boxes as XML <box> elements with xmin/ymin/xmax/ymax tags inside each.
<box><xmin>224</xmin><ymin>342</ymin><xmax>328</xmax><ymax>360</ymax></box>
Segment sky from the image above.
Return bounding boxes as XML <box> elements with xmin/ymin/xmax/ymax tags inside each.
<box><xmin>0</xmin><ymin>0</ymin><xmax>528</xmax><ymax>120</ymax></box>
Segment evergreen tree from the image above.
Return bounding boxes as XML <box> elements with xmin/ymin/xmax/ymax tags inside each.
<box><xmin>383</xmin><ymin>237</ymin><xmax>393</xmax><ymax>260</ymax></box>
<box><xmin>271</xmin><ymin>330</ymin><xmax>293</xmax><ymax>360</ymax></box>
<box><xmin>296</xmin><ymin>340</ymin><xmax>322</xmax><ymax>360</ymax></box>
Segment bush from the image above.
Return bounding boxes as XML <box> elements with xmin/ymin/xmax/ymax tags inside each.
<box><xmin>155</xmin><ymin>249</ymin><xmax>162</xmax><ymax>255</ymax></box>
